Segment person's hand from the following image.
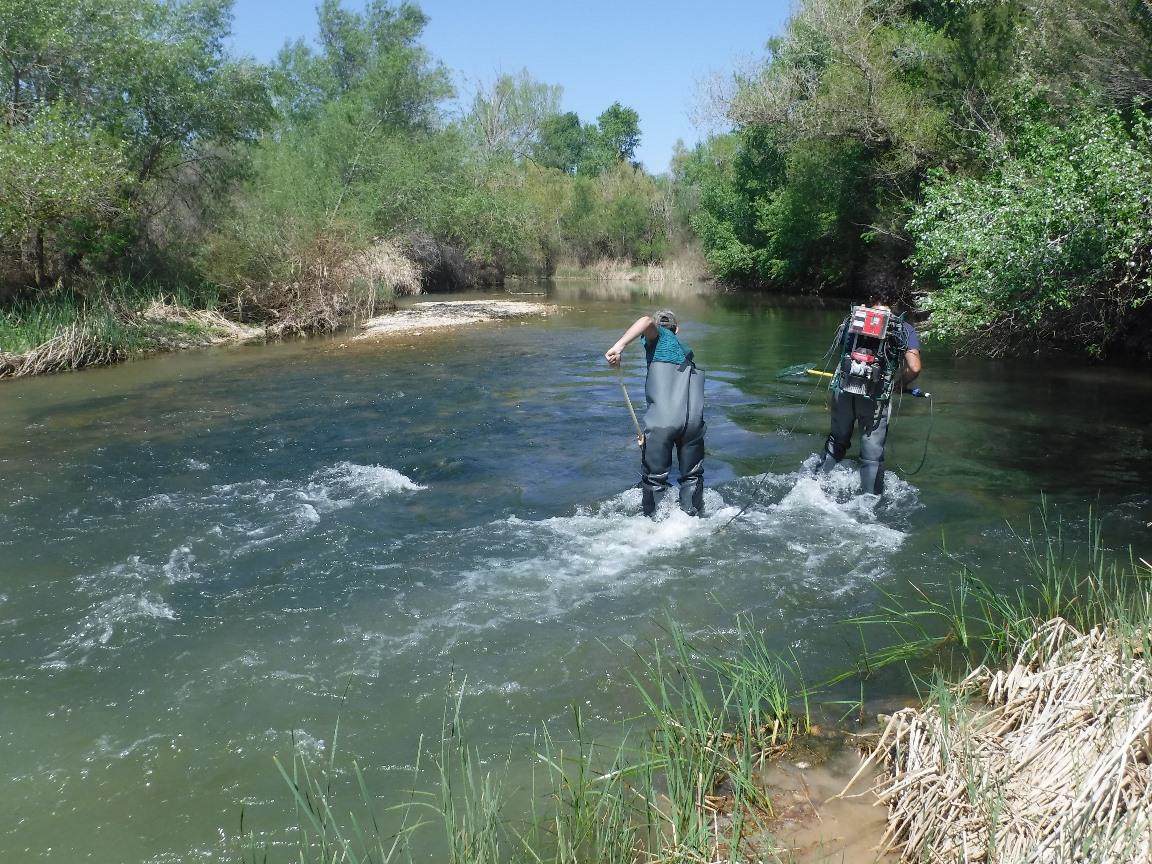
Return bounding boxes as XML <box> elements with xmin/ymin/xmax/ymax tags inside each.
<box><xmin>605</xmin><ymin>348</ymin><xmax>621</xmax><ymax>366</ymax></box>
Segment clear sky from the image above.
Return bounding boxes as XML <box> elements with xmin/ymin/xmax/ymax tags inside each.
<box><xmin>227</xmin><ymin>0</ymin><xmax>791</xmax><ymax>173</ymax></box>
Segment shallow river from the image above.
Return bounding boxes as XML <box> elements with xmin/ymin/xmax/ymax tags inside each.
<box><xmin>2</xmin><ymin>282</ymin><xmax>1150</xmax><ymax>862</ymax></box>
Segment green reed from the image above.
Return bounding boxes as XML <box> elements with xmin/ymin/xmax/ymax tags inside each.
<box><xmin>851</xmin><ymin>499</ymin><xmax>1152</xmax><ymax>679</ymax></box>
<box><xmin>259</xmin><ymin>614</ymin><xmax>812</xmax><ymax>864</ymax></box>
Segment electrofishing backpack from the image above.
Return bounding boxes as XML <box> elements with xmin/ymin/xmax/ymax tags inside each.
<box><xmin>832</xmin><ymin>305</ymin><xmax>907</xmax><ymax>401</ymax></box>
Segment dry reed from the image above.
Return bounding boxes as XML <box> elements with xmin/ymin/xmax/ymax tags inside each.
<box><xmin>141</xmin><ymin>300</ymin><xmax>263</xmax><ymax>344</ymax></box>
<box><xmin>0</xmin><ymin>319</ymin><xmax>127</xmax><ymax>377</ymax></box>
<box><xmin>849</xmin><ymin>618</ymin><xmax>1152</xmax><ymax>863</ymax></box>
<box><xmin>340</xmin><ymin>237</ymin><xmax>422</xmax><ymax>297</ymax></box>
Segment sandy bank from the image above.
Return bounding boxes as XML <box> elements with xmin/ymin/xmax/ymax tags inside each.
<box><xmin>355</xmin><ymin>299</ymin><xmax>555</xmax><ymax>339</ymax></box>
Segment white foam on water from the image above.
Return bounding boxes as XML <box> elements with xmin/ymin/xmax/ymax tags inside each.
<box><xmin>162</xmin><ymin>546</ymin><xmax>199</xmax><ymax>583</ymax></box>
<box><xmin>354</xmin><ymin>470</ymin><xmax>919</xmax><ymax>660</ymax></box>
<box><xmin>138</xmin><ymin>462</ymin><xmax>424</xmax><ymax>539</ymax></box>
<box><xmin>307</xmin><ymin>461</ymin><xmax>426</xmax><ymax>500</ymax></box>
<box><xmin>261</xmin><ymin>728</ymin><xmax>326</xmax><ymax>760</ymax></box>
<box><xmin>43</xmin><ymin>463</ymin><xmax>425</xmax><ymax>668</ymax></box>
<box><xmin>47</xmin><ymin>592</ymin><xmax>176</xmax><ymax>667</ymax></box>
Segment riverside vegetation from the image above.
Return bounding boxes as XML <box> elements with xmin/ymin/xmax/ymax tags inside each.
<box><xmin>4</xmin><ymin>0</ymin><xmax>1152</xmax><ymax>375</ymax></box>
<box><xmin>0</xmin><ymin>0</ymin><xmax>686</xmax><ymax>375</ymax></box>
<box><xmin>686</xmin><ymin>0</ymin><xmax>1152</xmax><ymax>356</ymax></box>
<box><xmin>247</xmin><ymin>506</ymin><xmax>1152</xmax><ymax>864</ymax></box>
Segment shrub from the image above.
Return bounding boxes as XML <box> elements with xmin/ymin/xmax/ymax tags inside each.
<box><xmin>909</xmin><ymin>110</ymin><xmax>1152</xmax><ymax>356</ymax></box>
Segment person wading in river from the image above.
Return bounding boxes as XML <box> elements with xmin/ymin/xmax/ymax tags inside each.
<box><xmin>605</xmin><ymin>310</ymin><xmax>706</xmax><ymax>517</ymax></box>
<box><xmin>818</xmin><ymin>292</ymin><xmax>921</xmax><ymax>495</ymax></box>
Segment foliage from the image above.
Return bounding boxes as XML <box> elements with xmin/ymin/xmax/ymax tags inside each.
<box><xmin>533</xmin><ymin>111</ymin><xmax>585</xmax><ymax>174</ymax></box>
<box><xmin>583</xmin><ymin>101</ymin><xmax>641</xmax><ymax>172</ymax></box>
<box><xmin>691</xmin><ymin>0</ymin><xmax>1152</xmax><ymax>353</ymax></box>
<box><xmin>561</xmin><ymin>164</ymin><xmax>669</xmax><ymax>265</ymax></box>
<box><xmin>0</xmin><ymin>105</ymin><xmax>129</xmax><ymax>284</ymax></box>
<box><xmin>0</xmin><ymin>0</ymin><xmax>272</xmax><ymax>287</ymax></box>
<box><xmin>909</xmin><ymin>110</ymin><xmax>1152</xmax><ymax>356</ymax></box>
<box><xmin>464</xmin><ymin>69</ymin><xmax>561</xmax><ymax>160</ymax></box>
<box><xmin>215</xmin><ymin>6</ymin><xmax>665</xmax><ymax>293</ymax></box>
<box><xmin>689</xmin><ymin>129</ymin><xmax>874</xmax><ymax>287</ymax></box>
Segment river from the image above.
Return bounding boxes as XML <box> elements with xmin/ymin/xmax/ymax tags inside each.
<box><xmin>2</xmin><ymin>281</ymin><xmax>1150</xmax><ymax>862</ymax></box>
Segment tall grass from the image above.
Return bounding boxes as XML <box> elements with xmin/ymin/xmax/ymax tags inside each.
<box><xmin>0</xmin><ymin>279</ymin><xmax>231</xmax><ymax>377</ymax></box>
<box><xmin>258</xmin><ymin>618</ymin><xmax>811</xmax><ymax>864</ymax></box>
<box><xmin>258</xmin><ymin>504</ymin><xmax>1150</xmax><ymax>863</ymax></box>
<box><xmin>851</xmin><ymin>500</ymin><xmax>1151</xmax><ymax>677</ymax></box>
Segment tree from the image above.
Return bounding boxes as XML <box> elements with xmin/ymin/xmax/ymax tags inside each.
<box><xmin>0</xmin><ymin>105</ymin><xmax>128</xmax><ymax>285</ymax></box>
<box><xmin>909</xmin><ymin>110</ymin><xmax>1152</xmax><ymax>356</ymax></box>
<box><xmin>532</xmin><ymin>111</ymin><xmax>584</xmax><ymax>173</ymax></box>
<box><xmin>465</xmin><ymin>70</ymin><xmax>562</xmax><ymax>160</ymax></box>
<box><xmin>595</xmin><ymin>101</ymin><xmax>641</xmax><ymax>163</ymax></box>
<box><xmin>274</xmin><ymin>0</ymin><xmax>448</xmax><ymax>133</ymax></box>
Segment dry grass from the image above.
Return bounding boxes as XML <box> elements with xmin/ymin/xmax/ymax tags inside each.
<box><xmin>0</xmin><ymin>298</ymin><xmax>264</xmax><ymax>380</ymax></box>
<box><xmin>141</xmin><ymin>300</ymin><xmax>263</xmax><ymax>344</ymax></box>
<box><xmin>222</xmin><ymin>233</ymin><xmax>420</xmax><ymax>336</ymax></box>
<box><xmin>558</xmin><ymin>255</ymin><xmax>709</xmax><ymax>284</ymax></box>
<box><xmin>340</xmin><ymin>237</ymin><xmax>423</xmax><ymax>297</ymax></box>
<box><xmin>0</xmin><ymin>319</ymin><xmax>128</xmax><ymax>378</ymax></box>
<box><xmin>850</xmin><ymin>617</ymin><xmax>1152</xmax><ymax>863</ymax></box>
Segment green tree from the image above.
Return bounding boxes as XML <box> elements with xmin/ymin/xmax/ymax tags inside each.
<box><xmin>0</xmin><ymin>105</ymin><xmax>128</xmax><ymax>285</ymax></box>
<box><xmin>909</xmin><ymin>110</ymin><xmax>1152</xmax><ymax>356</ymax></box>
<box><xmin>0</xmin><ymin>0</ymin><xmax>274</xmax><ymax>288</ymax></box>
<box><xmin>595</xmin><ymin>101</ymin><xmax>641</xmax><ymax>163</ymax></box>
<box><xmin>532</xmin><ymin>111</ymin><xmax>584</xmax><ymax>173</ymax></box>
<box><xmin>578</xmin><ymin>102</ymin><xmax>641</xmax><ymax>174</ymax></box>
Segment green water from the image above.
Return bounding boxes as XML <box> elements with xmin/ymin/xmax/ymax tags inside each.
<box><xmin>1</xmin><ymin>282</ymin><xmax>1149</xmax><ymax>862</ymax></box>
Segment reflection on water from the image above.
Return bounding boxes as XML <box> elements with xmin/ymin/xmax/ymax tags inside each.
<box><xmin>0</xmin><ymin>281</ymin><xmax>1149</xmax><ymax>863</ymax></box>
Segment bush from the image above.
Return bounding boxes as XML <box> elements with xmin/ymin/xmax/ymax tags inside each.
<box><xmin>909</xmin><ymin>110</ymin><xmax>1152</xmax><ymax>356</ymax></box>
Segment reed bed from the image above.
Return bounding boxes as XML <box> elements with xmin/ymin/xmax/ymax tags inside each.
<box><xmin>558</xmin><ymin>258</ymin><xmax>707</xmax><ymax>283</ymax></box>
<box><xmin>853</xmin><ymin>616</ymin><xmax>1152</xmax><ymax>863</ymax></box>
<box><xmin>140</xmin><ymin>299</ymin><xmax>263</xmax><ymax>344</ymax></box>
<box><xmin>0</xmin><ymin>318</ymin><xmax>128</xmax><ymax>377</ymax></box>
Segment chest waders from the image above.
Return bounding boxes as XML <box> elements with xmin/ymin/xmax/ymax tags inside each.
<box><xmin>818</xmin><ymin>306</ymin><xmax>906</xmax><ymax>495</ymax></box>
<box><xmin>642</xmin><ymin>356</ymin><xmax>706</xmax><ymax>516</ymax></box>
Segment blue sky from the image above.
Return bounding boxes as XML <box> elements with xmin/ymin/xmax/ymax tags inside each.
<box><xmin>227</xmin><ymin>0</ymin><xmax>791</xmax><ymax>172</ymax></box>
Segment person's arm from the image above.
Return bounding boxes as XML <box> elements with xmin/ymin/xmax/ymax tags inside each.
<box><xmin>605</xmin><ymin>316</ymin><xmax>659</xmax><ymax>366</ymax></box>
<box><xmin>903</xmin><ymin>349</ymin><xmax>921</xmax><ymax>385</ymax></box>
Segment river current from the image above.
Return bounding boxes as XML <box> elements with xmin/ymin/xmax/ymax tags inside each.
<box><xmin>2</xmin><ymin>282</ymin><xmax>1150</xmax><ymax>862</ymax></box>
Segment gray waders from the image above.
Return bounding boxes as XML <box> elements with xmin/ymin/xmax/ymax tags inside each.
<box><xmin>642</xmin><ymin>359</ymin><xmax>706</xmax><ymax>516</ymax></box>
<box><xmin>819</xmin><ymin>391</ymin><xmax>890</xmax><ymax>495</ymax></box>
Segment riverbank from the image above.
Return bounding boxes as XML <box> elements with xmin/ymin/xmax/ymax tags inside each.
<box><xmin>0</xmin><ymin>295</ymin><xmax>264</xmax><ymax>379</ymax></box>
<box><xmin>859</xmin><ymin>617</ymin><xmax>1152</xmax><ymax>862</ymax></box>
<box><xmin>0</xmin><ymin>284</ymin><xmax>555</xmax><ymax>380</ymax></box>
<box><xmin>552</xmin><ymin>254</ymin><xmax>710</xmax><ymax>285</ymax></box>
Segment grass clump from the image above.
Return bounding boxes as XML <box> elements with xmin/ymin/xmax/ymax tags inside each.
<box><xmin>255</xmin><ymin>617</ymin><xmax>812</xmax><ymax>864</ymax></box>
<box><xmin>843</xmin><ymin>504</ymin><xmax>1152</xmax><ymax>863</ymax></box>
<box><xmin>850</xmin><ymin>500</ymin><xmax>1151</xmax><ymax>677</ymax></box>
<box><xmin>0</xmin><ymin>280</ymin><xmax>262</xmax><ymax>379</ymax></box>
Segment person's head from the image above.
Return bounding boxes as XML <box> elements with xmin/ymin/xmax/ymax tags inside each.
<box><xmin>654</xmin><ymin>309</ymin><xmax>678</xmax><ymax>333</ymax></box>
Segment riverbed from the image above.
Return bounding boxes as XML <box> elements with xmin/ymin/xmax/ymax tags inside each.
<box><xmin>2</xmin><ymin>282</ymin><xmax>1149</xmax><ymax>862</ymax></box>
